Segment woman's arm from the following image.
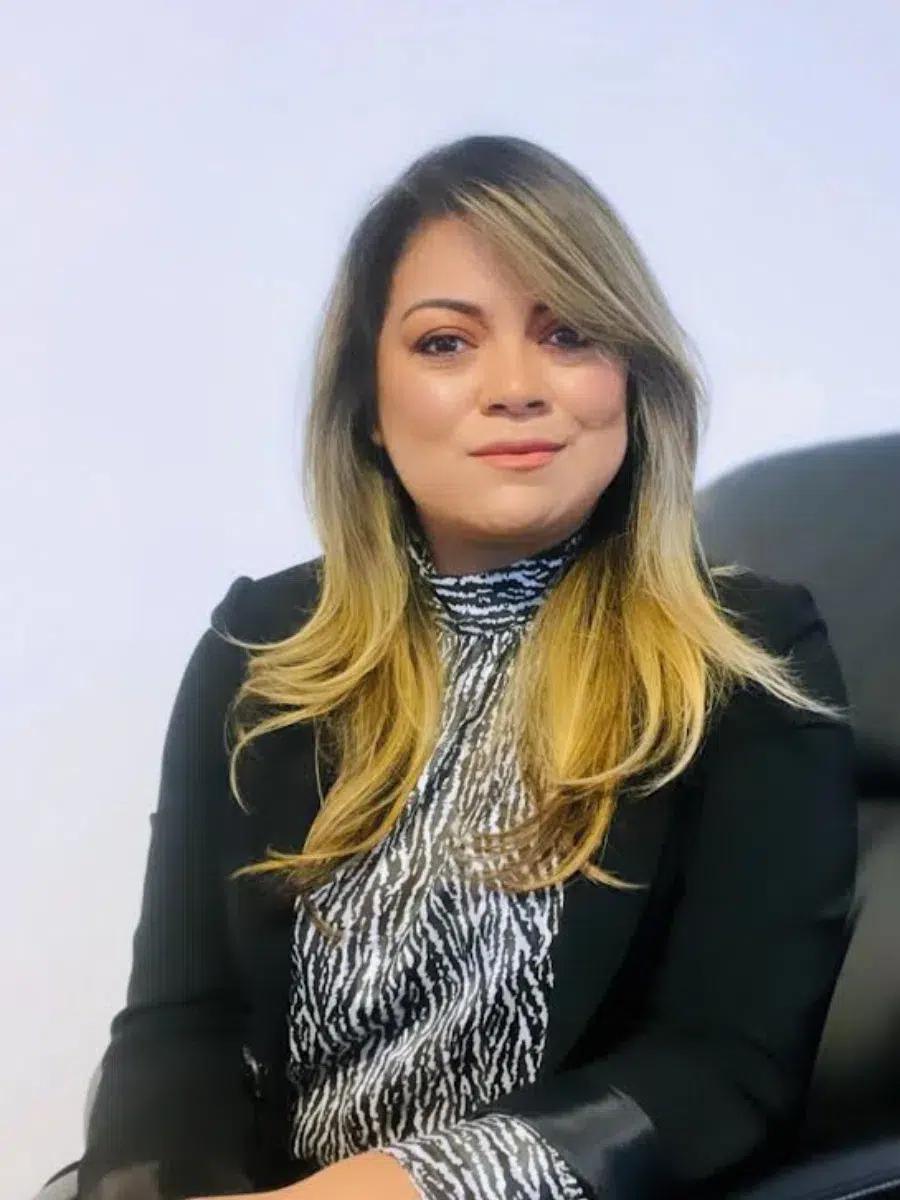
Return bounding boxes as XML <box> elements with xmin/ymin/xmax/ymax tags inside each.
<box><xmin>483</xmin><ymin>582</ymin><xmax>858</xmax><ymax>1196</ymax></box>
<box><xmin>79</xmin><ymin>581</ymin><xmax>257</xmax><ymax>1200</ymax></box>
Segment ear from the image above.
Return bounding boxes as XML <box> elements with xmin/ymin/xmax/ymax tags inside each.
<box><xmin>371</xmin><ymin>426</ymin><xmax>383</xmax><ymax>447</ymax></box>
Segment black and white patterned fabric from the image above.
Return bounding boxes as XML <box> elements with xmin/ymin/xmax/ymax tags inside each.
<box><xmin>286</xmin><ymin>524</ymin><xmax>591</xmax><ymax>1199</ymax></box>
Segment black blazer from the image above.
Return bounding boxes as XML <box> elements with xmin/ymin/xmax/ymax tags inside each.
<box><xmin>78</xmin><ymin>561</ymin><xmax>857</xmax><ymax>1200</ymax></box>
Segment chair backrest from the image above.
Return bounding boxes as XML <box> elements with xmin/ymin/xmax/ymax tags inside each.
<box><xmin>696</xmin><ymin>433</ymin><xmax>900</xmax><ymax>1146</ymax></box>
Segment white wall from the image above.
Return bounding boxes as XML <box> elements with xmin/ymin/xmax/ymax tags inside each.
<box><xmin>1</xmin><ymin>1</ymin><xmax>897</xmax><ymax>1193</ymax></box>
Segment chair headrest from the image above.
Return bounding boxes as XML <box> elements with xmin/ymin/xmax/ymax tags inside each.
<box><xmin>696</xmin><ymin>434</ymin><xmax>900</xmax><ymax>790</ymax></box>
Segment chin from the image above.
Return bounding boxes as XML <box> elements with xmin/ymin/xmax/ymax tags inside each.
<box><xmin>467</xmin><ymin>510</ymin><xmax>569</xmax><ymax>543</ymax></box>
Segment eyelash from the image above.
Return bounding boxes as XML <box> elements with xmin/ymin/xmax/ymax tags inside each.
<box><xmin>414</xmin><ymin>325</ymin><xmax>594</xmax><ymax>356</ymax></box>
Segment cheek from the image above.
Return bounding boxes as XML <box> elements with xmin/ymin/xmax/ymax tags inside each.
<box><xmin>567</xmin><ymin>361</ymin><xmax>629</xmax><ymax>430</ymax></box>
<box><xmin>377</xmin><ymin>363</ymin><xmax>466</xmax><ymax>447</ymax></box>
<box><xmin>563</xmin><ymin>366</ymin><xmax>629</xmax><ymax>489</ymax></box>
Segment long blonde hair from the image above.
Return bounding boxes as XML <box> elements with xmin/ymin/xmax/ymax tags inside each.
<box><xmin>223</xmin><ymin>135</ymin><xmax>839</xmax><ymax>894</ymax></box>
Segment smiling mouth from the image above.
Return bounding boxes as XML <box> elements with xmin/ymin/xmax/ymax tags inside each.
<box><xmin>474</xmin><ymin>447</ymin><xmax>562</xmax><ymax>470</ymax></box>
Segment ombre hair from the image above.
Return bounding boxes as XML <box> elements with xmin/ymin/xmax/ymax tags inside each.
<box><xmin>223</xmin><ymin>134</ymin><xmax>840</xmax><ymax>894</ymax></box>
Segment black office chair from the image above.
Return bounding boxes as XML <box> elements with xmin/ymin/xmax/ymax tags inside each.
<box><xmin>696</xmin><ymin>433</ymin><xmax>900</xmax><ymax>1199</ymax></box>
<box><xmin>33</xmin><ymin>434</ymin><xmax>900</xmax><ymax>1200</ymax></box>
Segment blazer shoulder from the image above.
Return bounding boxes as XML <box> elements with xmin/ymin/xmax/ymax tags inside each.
<box><xmin>704</xmin><ymin>565</ymin><xmax>850</xmax><ymax>729</ymax></box>
<box><xmin>707</xmin><ymin>565</ymin><xmax>823</xmax><ymax>655</ymax></box>
<box><xmin>210</xmin><ymin>555</ymin><xmax>324</xmax><ymax>645</ymax></box>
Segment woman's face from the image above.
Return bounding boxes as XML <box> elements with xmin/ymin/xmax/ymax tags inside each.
<box><xmin>374</xmin><ymin>215</ymin><xmax>629</xmax><ymax>574</ymax></box>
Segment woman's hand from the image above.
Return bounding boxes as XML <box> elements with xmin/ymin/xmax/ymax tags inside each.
<box><xmin>192</xmin><ymin>1151</ymin><xmax>420</xmax><ymax>1199</ymax></box>
<box><xmin>282</xmin><ymin>1151</ymin><xmax>420</xmax><ymax>1198</ymax></box>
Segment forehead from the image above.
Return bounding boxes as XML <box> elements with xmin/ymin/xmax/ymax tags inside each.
<box><xmin>386</xmin><ymin>215</ymin><xmax>530</xmax><ymax>307</ymax></box>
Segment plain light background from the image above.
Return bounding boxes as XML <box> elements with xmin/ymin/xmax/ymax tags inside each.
<box><xmin>2</xmin><ymin>1</ymin><xmax>898</xmax><ymax>1193</ymax></box>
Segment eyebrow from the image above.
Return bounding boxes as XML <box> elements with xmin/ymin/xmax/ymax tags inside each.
<box><xmin>400</xmin><ymin>298</ymin><xmax>549</xmax><ymax>322</ymax></box>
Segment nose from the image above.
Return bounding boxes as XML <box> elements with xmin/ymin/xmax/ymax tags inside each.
<box><xmin>486</xmin><ymin>392</ymin><xmax>549</xmax><ymax>417</ymax></box>
<box><xmin>480</xmin><ymin>341</ymin><xmax>550</xmax><ymax>417</ymax></box>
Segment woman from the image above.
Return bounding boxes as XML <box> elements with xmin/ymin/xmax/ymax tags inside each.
<box><xmin>78</xmin><ymin>135</ymin><xmax>856</xmax><ymax>1200</ymax></box>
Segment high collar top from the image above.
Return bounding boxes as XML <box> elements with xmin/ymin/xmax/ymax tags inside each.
<box><xmin>407</xmin><ymin>523</ymin><xmax>589</xmax><ymax>637</ymax></box>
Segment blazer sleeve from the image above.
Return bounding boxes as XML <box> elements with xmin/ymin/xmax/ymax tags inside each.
<box><xmin>487</xmin><ymin>583</ymin><xmax>858</xmax><ymax>1198</ymax></box>
<box><xmin>78</xmin><ymin>581</ymin><xmax>256</xmax><ymax>1200</ymax></box>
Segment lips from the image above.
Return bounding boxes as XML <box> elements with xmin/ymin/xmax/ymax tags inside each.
<box><xmin>472</xmin><ymin>444</ymin><xmax>562</xmax><ymax>471</ymax></box>
<box><xmin>472</xmin><ymin>441</ymin><xmax>564</xmax><ymax>456</ymax></box>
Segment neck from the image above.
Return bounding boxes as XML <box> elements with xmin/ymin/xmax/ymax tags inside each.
<box><xmin>421</xmin><ymin>516</ymin><xmax>592</xmax><ymax>576</ymax></box>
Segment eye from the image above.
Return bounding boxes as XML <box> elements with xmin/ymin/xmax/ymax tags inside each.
<box><xmin>415</xmin><ymin>333</ymin><xmax>468</xmax><ymax>356</ymax></box>
<box><xmin>545</xmin><ymin>324</ymin><xmax>593</xmax><ymax>350</ymax></box>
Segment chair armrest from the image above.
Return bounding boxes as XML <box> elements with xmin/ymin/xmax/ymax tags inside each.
<box><xmin>30</xmin><ymin>1163</ymin><xmax>79</xmax><ymax>1200</ymax></box>
<box><xmin>28</xmin><ymin>1065</ymin><xmax>103</xmax><ymax>1199</ymax></box>
<box><xmin>730</xmin><ymin>1135</ymin><xmax>900</xmax><ymax>1200</ymax></box>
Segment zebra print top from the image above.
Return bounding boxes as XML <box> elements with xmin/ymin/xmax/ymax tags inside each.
<box><xmin>286</xmin><ymin>524</ymin><xmax>591</xmax><ymax>1199</ymax></box>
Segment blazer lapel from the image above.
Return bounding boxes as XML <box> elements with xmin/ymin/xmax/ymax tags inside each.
<box><xmin>227</xmin><ymin>719</ymin><xmax>336</xmax><ymax>924</ymax></box>
<box><xmin>224</xmin><ymin>718</ymin><xmax>336</xmax><ymax>1149</ymax></box>
<box><xmin>540</xmin><ymin>785</ymin><xmax>675</xmax><ymax>1072</ymax></box>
